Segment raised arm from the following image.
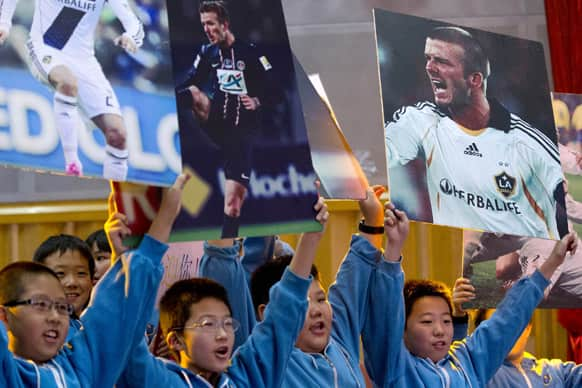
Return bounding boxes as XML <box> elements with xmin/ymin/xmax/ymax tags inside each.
<box><xmin>288</xmin><ymin>196</ymin><xmax>328</xmax><ymax>277</ymax></box>
<box><xmin>327</xmin><ymin>187</ymin><xmax>386</xmax><ymax>360</ymax></box>
<box><xmin>109</xmin><ymin>0</ymin><xmax>144</xmax><ymax>53</ymax></box>
<box><xmin>71</xmin><ymin>175</ymin><xmax>188</xmax><ymax>387</ymax></box>
<box><xmin>199</xmin><ymin>238</ymin><xmax>257</xmax><ymax>350</ymax></box>
<box><xmin>454</xmin><ymin>231</ymin><xmax>578</xmax><ymax>386</ymax></box>
<box><xmin>241</xmin><ymin>236</ymin><xmax>277</xmax><ymax>281</ymax></box>
<box><xmin>0</xmin><ymin>0</ymin><xmax>17</xmax><ymax>44</ymax></box>
<box><xmin>362</xmin><ymin>202</ymin><xmax>410</xmax><ymax>386</ymax></box>
<box><xmin>228</xmin><ymin>197</ymin><xmax>328</xmax><ymax>388</ymax></box>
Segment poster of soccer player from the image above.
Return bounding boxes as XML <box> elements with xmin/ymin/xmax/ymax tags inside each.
<box><xmin>375</xmin><ymin>9</ymin><xmax>567</xmax><ymax>240</ymax></box>
<box><xmin>461</xmin><ymin>92</ymin><xmax>582</xmax><ymax>308</ymax></box>
<box><xmin>0</xmin><ymin>0</ymin><xmax>179</xmax><ymax>186</ymax></box>
<box><xmin>167</xmin><ymin>0</ymin><xmax>320</xmax><ymax>239</ymax></box>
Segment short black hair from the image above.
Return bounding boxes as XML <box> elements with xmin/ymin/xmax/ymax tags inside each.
<box><xmin>159</xmin><ymin>277</ymin><xmax>232</xmax><ymax>337</ymax></box>
<box><xmin>427</xmin><ymin>26</ymin><xmax>491</xmax><ymax>79</ymax></box>
<box><xmin>404</xmin><ymin>279</ymin><xmax>453</xmax><ymax>326</ymax></box>
<box><xmin>85</xmin><ymin>229</ymin><xmax>111</xmax><ymax>254</ymax></box>
<box><xmin>250</xmin><ymin>255</ymin><xmax>319</xmax><ymax>318</ymax></box>
<box><xmin>33</xmin><ymin>234</ymin><xmax>95</xmax><ymax>278</ymax></box>
<box><xmin>0</xmin><ymin>262</ymin><xmax>60</xmax><ymax>305</ymax></box>
<box><xmin>199</xmin><ymin>1</ymin><xmax>230</xmax><ymax>24</ymax></box>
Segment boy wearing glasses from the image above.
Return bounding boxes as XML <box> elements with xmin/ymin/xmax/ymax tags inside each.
<box><xmin>117</xmin><ymin>198</ymin><xmax>329</xmax><ymax>387</ymax></box>
<box><xmin>0</xmin><ymin>174</ymin><xmax>188</xmax><ymax>387</ymax></box>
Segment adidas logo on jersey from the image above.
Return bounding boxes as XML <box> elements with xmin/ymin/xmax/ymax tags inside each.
<box><xmin>464</xmin><ymin>143</ymin><xmax>483</xmax><ymax>157</ymax></box>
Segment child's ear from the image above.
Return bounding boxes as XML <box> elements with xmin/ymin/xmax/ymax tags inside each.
<box><xmin>166</xmin><ymin>331</ymin><xmax>184</xmax><ymax>352</ymax></box>
<box><xmin>257</xmin><ymin>304</ymin><xmax>266</xmax><ymax>322</ymax></box>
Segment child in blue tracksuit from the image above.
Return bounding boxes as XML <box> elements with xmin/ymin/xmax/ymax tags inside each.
<box><xmin>452</xmin><ymin>284</ymin><xmax>582</xmax><ymax>387</ymax></box>
<box><xmin>0</xmin><ymin>174</ymin><xmax>186</xmax><ymax>387</ymax></box>
<box><xmin>210</xmin><ymin>187</ymin><xmax>401</xmax><ymax>387</ymax></box>
<box><xmin>116</xmin><ymin>198</ymin><xmax>329</xmax><ymax>387</ymax></box>
<box><xmin>0</xmin><ymin>233</ymin><xmax>168</xmax><ymax>387</ymax></box>
<box><xmin>363</xmin><ymin>202</ymin><xmax>579</xmax><ymax>387</ymax></box>
<box><xmin>199</xmin><ymin>236</ymin><xmax>295</xmax><ymax>350</ymax></box>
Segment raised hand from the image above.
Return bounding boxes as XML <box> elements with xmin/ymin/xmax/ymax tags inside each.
<box><xmin>383</xmin><ymin>202</ymin><xmax>409</xmax><ymax>262</ymax></box>
<box><xmin>452</xmin><ymin>277</ymin><xmax>475</xmax><ymax>317</ymax></box>
<box><xmin>104</xmin><ymin>194</ymin><xmax>131</xmax><ymax>260</ymax></box>
<box><xmin>358</xmin><ymin>186</ymin><xmax>385</xmax><ymax>249</ymax></box>
<box><xmin>539</xmin><ymin>231</ymin><xmax>578</xmax><ymax>280</ymax></box>
<box><xmin>240</xmin><ymin>95</ymin><xmax>260</xmax><ymax>111</ymax></box>
<box><xmin>114</xmin><ymin>33</ymin><xmax>138</xmax><ymax>54</ymax></box>
<box><xmin>289</xmin><ymin>183</ymin><xmax>328</xmax><ymax>278</ymax></box>
<box><xmin>147</xmin><ymin>174</ymin><xmax>191</xmax><ymax>243</ymax></box>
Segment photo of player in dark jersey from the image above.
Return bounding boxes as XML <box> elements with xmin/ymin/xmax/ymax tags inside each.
<box><xmin>176</xmin><ymin>1</ymin><xmax>271</xmax><ymax>238</ymax></box>
<box><xmin>168</xmin><ymin>0</ymin><xmax>319</xmax><ymax>239</ymax></box>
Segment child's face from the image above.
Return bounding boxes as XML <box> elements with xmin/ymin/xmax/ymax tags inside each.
<box><xmin>43</xmin><ymin>249</ymin><xmax>93</xmax><ymax>316</ymax></box>
<box><xmin>90</xmin><ymin>242</ymin><xmax>111</xmax><ymax>283</ymax></box>
<box><xmin>404</xmin><ymin>296</ymin><xmax>453</xmax><ymax>363</ymax></box>
<box><xmin>179</xmin><ymin>298</ymin><xmax>235</xmax><ymax>378</ymax></box>
<box><xmin>295</xmin><ymin>280</ymin><xmax>332</xmax><ymax>354</ymax></box>
<box><xmin>1</xmin><ymin>274</ymin><xmax>70</xmax><ymax>362</ymax></box>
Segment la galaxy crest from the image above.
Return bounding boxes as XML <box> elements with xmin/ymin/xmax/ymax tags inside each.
<box><xmin>494</xmin><ymin>171</ymin><xmax>516</xmax><ymax>198</ymax></box>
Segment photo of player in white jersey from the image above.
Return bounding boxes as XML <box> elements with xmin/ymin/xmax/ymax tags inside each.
<box><xmin>374</xmin><ymin>9</ymin><xmax>567</xmax><ymax>239</ymax></box>
<box><xmin>0</xmin><ymin>0</ymin><xmax>144</xmax><ymax>181</ymax></box>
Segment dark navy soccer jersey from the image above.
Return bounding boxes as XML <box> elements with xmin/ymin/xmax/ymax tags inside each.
<box><xmin>180</xmin><ymin>39</ymin><xmax>272</xmax><ymax>130</ymax></box>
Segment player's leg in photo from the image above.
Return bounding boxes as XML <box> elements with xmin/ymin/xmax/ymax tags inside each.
<box><xmin>77</xmin><ymin>59</ymin><xmax>129</xmax><ymax>181</ymax></box>
<box><xmin>27</xmin><ymin>41</ymin><xmax>84</xmax><ymax>176</ymax></box>
<box><xmin>221</xmin><ymin>136</ymin><xmax>252</xmax><ymax>238</ymax></box>
<box><xmin>495</xmin><ymin>251</ymin><xmax>523</xmax><ymax>289</ymax></box>
<box><xmin>91</xmin><ymin>113</ymin><xmax>128</xmax><ymax>181</ymax></box>
<box><xmin>176</xmin><ymin>84</ymin><xmax>212</xmax><ymax>123</ymax></box>
<box><xmin>222</xmin><ymin>179</ymin><xmax>247</xmax><ymax>238</ymax></box>
<box><xmin>188</xmin><ymin>85</ymin><xmax>211</xmax><ymax>123</ymax></box>
<box><xmin>48</xmin><ymin>65</ymin><xmax>84</xmax><ymax>176</ymax></box>
<box><xmin>463</xmin><ymin>231</ymin><xmax>526</xmax><ymax>276</ymax></box>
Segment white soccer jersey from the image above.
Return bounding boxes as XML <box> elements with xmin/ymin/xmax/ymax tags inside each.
<box><xmin>385</xmin><ymin>100</ymin><xmax>564</xmax><ymax>239</ymax></box>
<box><xmin>0</xmin><ymin>0</ymin><xmax>143</xmax><ymax>57</ymax></box>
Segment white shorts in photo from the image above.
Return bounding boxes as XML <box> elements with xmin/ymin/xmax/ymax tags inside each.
<box><xmin>26</xmin><ymin>40</ymin><xmax>122</xmax><ymax>118</ymax></box>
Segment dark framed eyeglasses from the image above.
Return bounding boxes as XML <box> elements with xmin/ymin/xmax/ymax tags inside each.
<box><xmin>3</xmin><ymin>296</ymin><xmax>73</xmax><ymax>317</ymax></box>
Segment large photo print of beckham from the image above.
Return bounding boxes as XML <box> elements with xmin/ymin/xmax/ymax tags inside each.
<box><xmin>167</xmin><ymin>0</ymin><xmax>320</xmax><ymax>240</ymax></box>
<box><xmin>0</xmin><ymin>0</ymin><xmax>180</xmax><ymax>186</ymax></box>
<box><xmin>374</xmin><ymin>9</ymin><xmax>567</xmax><ymax>240</ymax></box>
